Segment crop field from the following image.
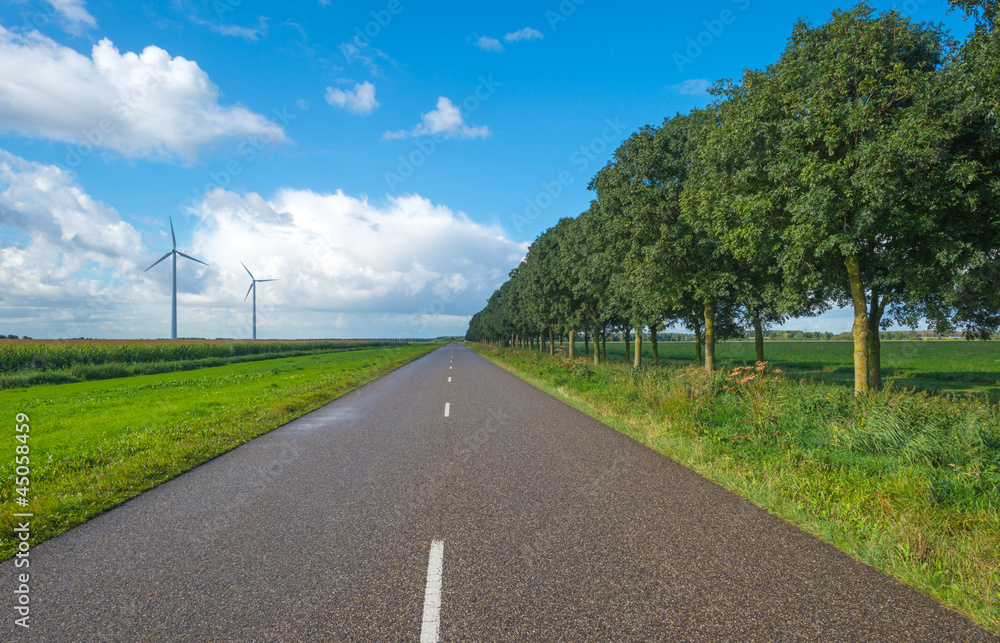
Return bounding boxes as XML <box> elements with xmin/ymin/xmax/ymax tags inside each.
<box><xmin>0</xmin><ymin>338</ymin><xmax>410</xmax><ymax>389</ymax></box>
<box><xmin>0</xmin><ymin>343</ymin><xmax>438</xmax><ymax>558</ymax></box>
<box><xmin>563</xmin><ymin>340</ymin><xmax>1000</xmax><ymax>398</ymax></box>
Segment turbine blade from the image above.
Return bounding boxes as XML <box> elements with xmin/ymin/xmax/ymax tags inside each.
<box><xmin>244</xmin><ymin>282</ymin><xmax>254</xmax><ymax>302</ymax></box>
<box><xmin>256</xmin><ymin>279</ymin><xmax>278</xmax><ymax>283</ymax></box>
<box><xmin>176</xmin><ymin>251</ymin><xmax>208</xmax><ymax>266</ymax></box>
<box><xmin>144</xmin><ymin>252</ymin><xmax>173</xmax><ymax>272</ymax></box>
<box><xmin>241</xmin><ymin>261</ymin><xmax>254</xmax><ymax>280</ymax></box>
<box><xmin>169</xmin><ymin>217</ymin><xmax>176</xmax><ymax>249</ymax></box>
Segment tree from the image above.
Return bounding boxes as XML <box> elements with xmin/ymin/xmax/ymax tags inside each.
<box><xmin>950</xmin><ymin>0</ymin><xmax>999</xmax><ymax>109</ymax></box>
<box><xmin>590</xmin><ymin>111</ymin><xmax>741</xmax><ymax>371</ymax></box>
<box><xmin>684</xmin><ymin>70</ymin><xmax>829</xmax><ymax>364</ymax></box>
<box><xmin>742</xmin><ymin>4</ymin><xmax>998</xmax><ymax>392</ymax></box>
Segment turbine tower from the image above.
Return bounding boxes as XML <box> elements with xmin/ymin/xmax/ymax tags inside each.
<box><xmin>242</xmin><ymin>262</ymin><xmax>277</xmax><ymax>341</ymax></box>
<box><xmin>145</xmin><ymin>217</ymin><xmax>208</xmax><ymax>340</ymax></box>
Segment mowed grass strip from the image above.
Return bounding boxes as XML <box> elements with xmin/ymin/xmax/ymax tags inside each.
<box><xmin>0</xmin><ymin>344</ymin><xmax>439</xmax><ymax>558</ymax></box>
<box><xmin>472</xmin><ymin>345</ymin><xmax>1000</xmax><ymax>635</ymax></box>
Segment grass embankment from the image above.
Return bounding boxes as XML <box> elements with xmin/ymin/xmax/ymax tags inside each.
<box><xmin>0</xmin><ymin>344</ymin><xmax>439</xmax><ymax>558</ymax></box>
<box><xmin>472</xmin><ymin>344</ymin><xmax>1000</xmax><ymax>634</ymax></box>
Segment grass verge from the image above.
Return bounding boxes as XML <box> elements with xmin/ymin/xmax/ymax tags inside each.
<box><xmin>0</xmin><ymin>344</ymin><xmax>439</xmax><ymax>558</ymax></box>
<box><xmin>472</xmin><ymin>344</ymin><xmax>1000</xmax><ymax>635</ymax></box>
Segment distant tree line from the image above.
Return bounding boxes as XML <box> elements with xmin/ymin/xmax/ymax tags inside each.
<box><xmin>466</xmin><ymin>2</ymin><xmax>1000</xmax><ymax>394</ymax></box>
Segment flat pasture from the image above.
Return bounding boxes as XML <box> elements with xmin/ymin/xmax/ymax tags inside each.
<box><xmin>580</xmin><ymin>340</ymin><xmax>1000</xmax><ymax>398</ymax></box>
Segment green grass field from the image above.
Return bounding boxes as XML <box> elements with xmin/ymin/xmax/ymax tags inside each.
<box><xmin>473</xmin><ymin>344</ymin><xmax>1000</xmax><ymax>634</ymax></box>
<box><xmin>0</xmin><ymin>344</ymin><xmax>439</xmax><ymax>558</ymax></box>
<box><xmin>562</xmin><ymin>339</ymin><xmax>1000</xmax><ymax>398</ymax></box>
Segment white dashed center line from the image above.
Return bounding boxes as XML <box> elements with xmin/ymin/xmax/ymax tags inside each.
<box><xmin>444</xmin><ymin>403</ymin><xmax>450</xmax><ymax>417</ymax></box>
<box><xmin>420</xmin><ymin>539</ymin><xmax>445</xmax><ymax>643</ymax></box>
<box><xmin>448</xmin><ymin>377</ymin><xmax>451</xmax><ymax>382</ymax></box>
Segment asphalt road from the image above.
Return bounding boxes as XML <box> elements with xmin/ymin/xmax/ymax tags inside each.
<box><xmin>3</xmin><ymin>344</ymin><xmax>997</xmax><ymax>641</ymax></box>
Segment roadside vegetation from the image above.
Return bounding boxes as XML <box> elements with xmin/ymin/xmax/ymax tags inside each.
<box><xmin>0</xmin><ymin>344</ymin><xmax>438</xmax><ymax>558</ymax></box>
<box><xmin>472</xmin><ymin>343</ymin><xmax>1000</xmax><ymax>633</ymax></box>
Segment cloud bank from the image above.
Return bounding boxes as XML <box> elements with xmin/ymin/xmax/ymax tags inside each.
<box><xmin>0</xmin><ymin>148</ymin><xmax>524</xmax><ymax>338</ymax></box>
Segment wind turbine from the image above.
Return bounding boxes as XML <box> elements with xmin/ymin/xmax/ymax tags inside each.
<box><xmin>144</xmin><ymin>217</ymin><xmax>208</xmax><ymax>340</ymax></box>
<box><xmin>242</xmin><ymin>262</ymin><xmax>277</xmax><ymax>341</ymax></box>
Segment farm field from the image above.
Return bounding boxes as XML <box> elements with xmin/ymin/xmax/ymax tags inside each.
<box><xmin>0</xmin><ymin>338</ymin><xmax>413</xmax><ymax>389</ymax></box>
<box><xmin>562</xmin><ymin>340</ymin><xmax>1000</xmax><ymax>398</ymax></box>
<box><xmin>0</xmin><ymin>343</ymin><xmax>439</xmax><ymax>558</ymax></box>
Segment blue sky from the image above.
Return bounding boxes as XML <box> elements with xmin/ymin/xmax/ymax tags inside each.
<box><xmin>0</xmin><ymin>0</ymin><xmax>973</xmax><ymax>339</ymax></box>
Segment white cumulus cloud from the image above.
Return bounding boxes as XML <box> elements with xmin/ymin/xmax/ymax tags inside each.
<box><xmin>382</xmin><ymin>97</ymin><xmax>491</xmax><ymax>141</ymax></box>
<box><xmin>475</xmin><ymin>35</ymin><xmax>504</xmax><ymax>53</ymax></box>
<box><xmin>325</xmin><ymin>81</ymin><xmax>379</xmax><ymax>115</ymax></box>
<box><xmin>0</xmin><ymin>27</ymin><xmax>288</xmax><ymax>163</ymax></box>
<box><xmin>504</xmin><ymin>27</ymin><xmax>543</xmax><ymax>43</ymax></box>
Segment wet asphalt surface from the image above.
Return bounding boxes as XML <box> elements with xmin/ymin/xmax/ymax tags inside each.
<box><xmin>2</xmin><ymin>344</ymin><xmax>997</xmax><ymax>642</ymax></box>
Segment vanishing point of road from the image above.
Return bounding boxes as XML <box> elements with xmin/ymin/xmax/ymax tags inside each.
<box><xmin>3</xmin><ymin>345</ymin><xmax>997</xmax><ymax>641</ymax></box>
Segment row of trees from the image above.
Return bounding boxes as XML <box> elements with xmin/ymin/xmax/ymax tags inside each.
<box><xmin>467</xmin><ymin>2</ymin><xmax>1000</xmax><ymax>393</ymax></box>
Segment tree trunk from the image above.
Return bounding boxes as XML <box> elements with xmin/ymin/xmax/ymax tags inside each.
<box><xmin>846</xmin><ymin>254</ymin><xmax>870</xmax><ymax>395</ymax></box>
<box><xmin>704</xmin><ymin>298</ymin><xmax>717</xmax><ymax>372</ymax></box>
<box><xmin>594</xmin><ymin>330</ymin><xmax>601</xmax><ymax>366</ymax></box>
<box><xmin>693</xmin><ymin>316</ymin><xmax>703</xmax><ymax>365</ymax></box>
<box><xmin>625</xmin><ymin>328</ymin><xmax>631</xmax><ymax>362</ymax></box>
<box><xmin>549</xmin><ymin>328</ymin><xmax>554</xmax><ymax>356</ymax></box>
<box><xmin>867</xmin><ymin>293</ymin><xmax>887</xmax><ymax>391</ymax></box>
<box><xmin>650</xmin><ymin>322</ymin><xmax>660</xmax><ymax>365</ymax></box>
<box><xmin>602</xmin><ymin>331</ymin><xmax>607</xmax><ymax>361</ymax></box>
<box><xmin>634</xmin><ymin>328</ymin><xmax>643</xmax><ymax>368</ymax></box>
<box><xmin>584</xmin><ymin>329</ymin><xmax>590</xmax><ymax>357</ymax></box>
<box><xmin>568</xmin><ymin>329</ymin><xmax>576</xmax><ymax>359</ymax></box>
<box><xmin>753</xmin><ymin>311</ymin><xmax>764</xmax><ymax>363</ymax></box>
